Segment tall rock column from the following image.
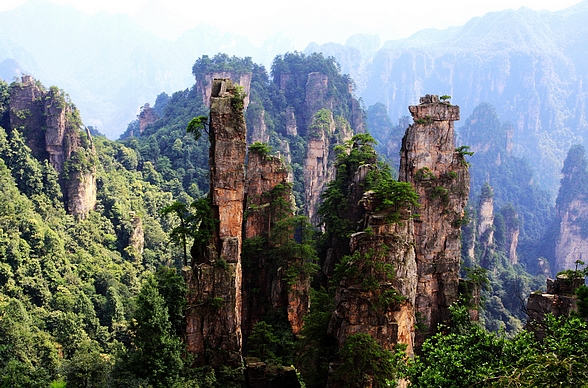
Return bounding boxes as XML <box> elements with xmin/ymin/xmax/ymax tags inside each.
<box><xmin>399</xmin><ymin>95</ymin><xmax>470</xmax><ymax>347</ymax></box>
<box><xmin>242</xmin><ymin>148</ymin><xmax>310</xmax><ymax>342</ymax></box>
<box><xmin>8</xmin><ymin>75</ymin><xmax>96</xmax><ymax>218</ymax></box>
<box><xmin>185</xmin><ymin>79</ymin><xmax>247</xmax><ymax>367</ymax></box>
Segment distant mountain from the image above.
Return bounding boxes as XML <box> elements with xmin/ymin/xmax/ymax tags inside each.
<box><xmin>0</xmin><ymin>0</ymin><xmax>295</xmax><ymax>138</ymax></box>
<box><xmin>308</xmin><ymin>1</ymin><xmax>588</xmax><ymax>195</ymax></box>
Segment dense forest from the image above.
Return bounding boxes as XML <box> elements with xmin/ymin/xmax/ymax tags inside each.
<box><xmin>1</xmin><ymin>52</ymin><xmax>588</xmax><ymax>388</ymax></box>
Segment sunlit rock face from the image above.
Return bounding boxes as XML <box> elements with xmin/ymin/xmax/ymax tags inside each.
<box><xmin>185</xmin><ymin>78</ymin><xmax>247</xmax><ymax>368</ymax></box>
<box><xmin>399</xmin><ymin>94</ymin><xmax>470</xmax><ymax>348</ymax></box>
<box><xmin>9</xmin><ymin>75</ymin><xmax>96</xmax><ymax>218</ymax></box>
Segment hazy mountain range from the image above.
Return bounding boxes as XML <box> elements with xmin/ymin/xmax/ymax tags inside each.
<box><xmin>1</xmin><ymin>0</ymin><xmax>588</xmax><ymax>194</ymax></box>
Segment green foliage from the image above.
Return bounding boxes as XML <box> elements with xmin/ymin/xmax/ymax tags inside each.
<box><xmin>335</xmin><ymin>333</ymin><xmax>400</xmax><ymax>388</ymax></box>
<box><xmin>414</xmin><ymin>115</ymin><xmax>434</xmax><ymax>125</ymax></box>
<box><xmin>320</xmin><ymin>133</ymin><xmax>417</xmax><ymax>241</ymax></box>
<box><xmin>407</xmin><ymin>303</ymin><xmax>588</xmax><ymax>388</ymax></box>
<box><xmin>308</xmin><ymin>109</ymin><xmax>332</xmax><ymax>138</ymax></box>
<box><xmin>231</xmin><ymin>84</ymin><xmax>246</xmax><ymax>111</ymax></box>
<box><xmin>208</xmin><ymin>297</ymin><xmax>225</xmax><ymax>309</ymax></box>
<box><xmin>295</xmin><ymin>288</ymin><xmax>336</xmax><ymax>388</ymax></box>
<box><xmin>186</xmin><ymin>115</ymin><xmax>208</xmax><ymax>141</ymax></box>
<box><xmin>248</xmin><ymin>141</ymin><xmax>272</xmax><ymax>156</ymax></box>
<box><xmin>192</xmin><ymin>54</ymin><xmax>254</xmax><ymax>84</ymax></box>
<box><xmin>415</xmin><ymin>167</ymin><xmax>436</xmax><ymax>180</ymax></box>
<box><xmin>248</xmin><ymin>321</ymin><xmax>279</xmax><ymax>363</ymax></box>
<box><xmin>116</xmin><ymin>274</ymin><xmax>185</xmax><ymax>388</ymax></box>
<box><xmin>576</xmin><ymin>284</ymin><xmax>588</xmax><ymax>319</ymax></box>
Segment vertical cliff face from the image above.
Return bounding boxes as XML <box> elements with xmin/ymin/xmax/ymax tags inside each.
<box><xmin>500</xmin><ymin>206</ymin><xmax>520</xmax><ymax>265</ymax></box>
<box><xmin>399</xmin><ymin>95</ymin><xmax>470</xmax><ymax>346</ymax></box>
<box><xmin>304</xmin><ymin>110</ymin><xmax>336</xmax><ymax>226</ymax></box>
<box><xmin>327</xmin><ymin>191</ymin><xmax>417</xmax><ymax>357</ymax></box>
<box><xmin>138</xmin><ymin>103</ymin><xmax>158</xmax><ymax>134</ymax></box>
<box><xmin>554</xmin><ymin>145</ymin><xmax>588</xmax><ymax>273</ymax></box>
<box><xmin>555</xmin><ymin>198</ymin><xmax>588</xmax><ymax>272</ymax></box>
<box><xmin>242</xmin><ymin>149</ymin><xmax>310</xmax><ymax>339</ymax></box>
<box><xmin>526</xmin><ymin>275</ymin><xmax>582</xmax><ymax>337</ymax></box>
<box><xmin>185</xmin><ymin>79</ymin><xmax>246</xmax><ymax>368</ymax></box>
<box><xmin>8</xmin><ymin>75</ymin><xmax>96</xmax><ymax>218</ymax></box>
<box><xmin>197</xmin><ymin>71</ymin><xmax>252</xmax><ymax>111</ymax></box>
<box><xmin>304</xmin><ymin>109</ymin><xmax>353</xmax><ymax>226</ymax></box>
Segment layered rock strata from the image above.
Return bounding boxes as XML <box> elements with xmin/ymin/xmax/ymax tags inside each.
<box><xmin>138</xmin><ymin>103</ymin><xmax>158</xmax><ymax>134</ymax></box>
<box><xmin>242</xmin><ymin>149</ymin><xmax>310</xmax><ymax>339</ymax></box>
<box><xmin>555</xmin><ymin>198</ymin><xmax>588</xmax><ymax>272</ymax></box>
<box><xmin>185</xmin><ymin>79</ymin><xmax>247</xmax><ymax>367</ymax></box>
<box><xmin>197</xmin><ymin>71</ymin><xmax>251</xmax><ymax>110</ymax></box>
<box><xmin>399</xmin><ymin>94</ymin><xmax>470</xmax><ymax>347</ymax></box>
<box><xmin>327</xmin><ymin>193</ymin><xmax>417</xmax><ymax>356</ymax></box>
<box><xmin>8</xmin><ymin>75</ymin><xmax>96</xmax><ymax>218</ymax></box>
<box><xmin>526</xmin><ymin>275</ymin><xmax>583</xmax><ymax>338</ymax></box>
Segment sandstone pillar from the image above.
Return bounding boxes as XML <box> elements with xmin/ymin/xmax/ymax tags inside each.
<box><xmin>185</xmin><ymin>79</ymin><xmax>247</xmax><ymax>367</ymax></box>
<box><xmin>399</xmin><ymin>94</ymin><xmax>470</xmax><ymax>347</ymax></box>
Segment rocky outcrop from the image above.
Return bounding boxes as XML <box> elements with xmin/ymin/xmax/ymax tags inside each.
<box><xmin>242</xmin><ymin>148</ymin><xmax>310</xmax><ymax>339</ymax></box>
<box><xmin>304</xmin><ymin>111</ymin><xmax>335</xmax><ymax>226</ymax></box>
<box><xmin>304</xmin><ymin>73</ymin><xmax>332</xmax><ymax>126</ymax></box>
<box><xmin>127</xmin><ymin>214</ymin><xmax>145</xmax><ymax>260</ymax></box>
<box><xmin>185</xmin><ymin>79</ymin><xmax>247</xmax><ymax>368</ymax></box>
<box><xmin>327</xmin><ymin>194</ymin><xmax>417</xmax><ymax>357</ymax></box>
<box><xmin>500</xmin><ymin>206</ymin><xmax>520</xmax><ymax>265</ymax></box>
<box><xmin>526</xmin><ymin>275</ymin><xmax>582</xmax><ymax>338</ymax></box>
<box><xmin>399</xmin><ymin>94</ymin><xmax>470</xmax><ymax>347</ymax></box>
<box><xmin>285</xmin><ymin>107</ymin><xmax>298</xmax><ymax>136</ymax></box>
<box><xmin>554</xmin><ymin>145</ymin><xmax>588</xmax><ymax>273</ymax></box>
<box><xmin>477</xmin><ymin>193</ymin><xmax>494</xmax><ymax>245</ymax></box>
<box><xmin>247</xmin><ymin>108</ymin><xmax>270</xmax><ymax>145</ymax></box>
<box><xmin>304</xmin><ymin>110</ymin><xmax>353</xmax><ymax>226</ymax></box>
<box><xmin>555</xmin><ymin>198</ymin><xmax>588</xmax><ymax>273</ymax></box>
<box><xmin>197</xmin><ymin>71</ymin><xmax>251</xmax><ymax>110</ymax></box>
<box><xmin>8</xmin><ymin>75</ymin><xmax>96</xmax><ymax>218</ymax></box>
<box><xmin>138</xmin><ymin>103</ymin><xmax>158</xmax><ymax>134</ymax></box>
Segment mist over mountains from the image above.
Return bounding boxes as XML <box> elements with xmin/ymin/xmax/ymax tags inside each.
<box><xmin>1</xmin><ymin>0</ymin><xmax>588</xmax><ymax>194</ymax></box>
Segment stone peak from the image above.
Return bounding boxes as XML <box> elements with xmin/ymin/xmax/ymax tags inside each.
<box><xmin>409</xmin><ymin>94</ymin><xmax>460</xmax><ymax>121</ymax></box>
<box><xmin>419</xmin><ymin>94</ymin><xmax>441</xmax><ymax>104</ymax></box>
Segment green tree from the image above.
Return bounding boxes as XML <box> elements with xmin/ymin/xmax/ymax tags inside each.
<box><xmin>120</xmin><ymin>274</ymin><xmax>184</xmax><ymax>388</ymax></box>
<box><xmin>335</xmin><ymin>333</ymin><xmax>399</xmax><ymax>388</ymax></box>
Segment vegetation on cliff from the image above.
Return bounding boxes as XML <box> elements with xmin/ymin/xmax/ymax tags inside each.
<box><xmin>1</xmin><ymin>50</ymin><xmax>587</xmax><ymax>388</ymax></box>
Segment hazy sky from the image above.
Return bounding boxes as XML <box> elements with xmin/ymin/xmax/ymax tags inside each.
<box><xmin>1</xmin><ymin>0</ymin><xmax>584</xmax><ymax>47</ymax></box>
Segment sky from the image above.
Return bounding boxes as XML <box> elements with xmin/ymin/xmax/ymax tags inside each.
<box><xmin>0</xmin><ymin>0</ymin><xmax>584</xmax><ymax>47</ymax></box>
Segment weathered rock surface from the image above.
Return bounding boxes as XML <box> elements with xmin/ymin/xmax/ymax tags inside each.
<box><xmin>197</xmin><ymin>71</ymin><xmax>251</xmax><ymax>110</ymax></box>
<box><xmin>477</xmin><ymin>195</ymin><xmax>494</xmax><ymax>245</ymax></box>
<box><xmin>242</xmin><ymin>149</ymin><xmax>309</xmax><ymax>340</ymax></box>
<box><xmin>555</xmin><ymin>198</ymin><xmax>588</xmax><ymax>273</ymax></box>
<box><xmin>399</xmin><ymin>94</ymin><xmax>470</xmax><ymax>347</ymax></box>
<box><xmin>327</xmin><ymin>202</ymin><xmax>417</xmax><ymax>356</ymax></box>
<box><xmin>526</xmin><ymin>275</ymin><xmax>582</xmax><ymax>338</ymax></box>
<box><xmin>304</xmin><ymin>110</ymin><xmax>353</xmax><ymax>226</ymax></box>
<box><xmin>304</xmin><ymin>121</ymin><xmax>335</xmax><ymax>226</ymax></box>
<box><xmin>185</xmin><ymin>79</ymin><xmax>246</xmax><ymax>368</ymax></box>
<box><xmin>138</xmin><ymin>103</ymin><xmax>158</xmax><ymax>134</ymax></box>
<box><xmin>8</xmin><ymin>75</ymin><xmax>96</xmax><ymax>218</ymax></box>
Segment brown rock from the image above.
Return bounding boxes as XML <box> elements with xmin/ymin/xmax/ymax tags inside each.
<box><xmin>555</xmin><ymin>198</ymin><xmax>588</xmax><ymax>272</ymax></box>
<box><xmin>242</xmin><ymin>149</ymin><xmax>310</xmax><ymax>340</ymax></box>
<box><xmin>526</xmin><ymin>275</ymin><xmax>582</xmax><ymax>338</ymax></box>
<box><xmin>197</xmin><ymin>71</ymin><xmax>251</xmax><ymax>110</ymax></box>
<box><xmin>186</xmin><ymin>79</ymin><xmax>247</xmax><ymax>368</ymax></box>
<box><xmin>8</xmin><ymin>76</ymin><xmax>96</xmax><ymax>218</ymax></box>
<box><xmin>138</xmin><ymin>103</ymin><xmax>158</xmax><ymax>134</ymax></box>
<box><xmin>399</xmin><ymin>94</ymin><xmax>470</xmax><ymax>347</ymax></box>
